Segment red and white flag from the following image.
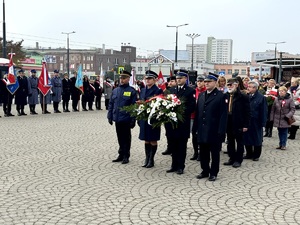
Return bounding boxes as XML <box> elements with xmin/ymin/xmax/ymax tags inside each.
<box><xmin>38</xmin><ymin>61</ymin><xmax>52</xmax><ymax>96</ymax></box>
<box><xmin>7</xmin><ymin>53</ymin><xmax>16</xmax><ymax>84</ymax></box>
<box><xmin>157</xmin><ymin>70</ymin><xmax>166</xmax><ymax>91</ymax></box>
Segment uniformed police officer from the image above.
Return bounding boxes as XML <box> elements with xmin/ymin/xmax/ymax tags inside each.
<box><xmin>28</xmin><ymin>69</ymin><xmax>39</xmax><ymax>115</ymax></box>
<box><xmin>138</xmin><ymin>70</ymin><xmax>163</xmax><ymax>168</ymax></box>
<box><xmin>51</xmin><ymin>70</ymin><xmax>62</xmax><ymax>113</ymax></box>
<box><xmin>62</xmin><ymin>73</ymin><xmax>72</xmax><ymax>112</ymax></box>
<box><xmin>70</xmin><ymin>71</ymin><xmax>81</xmax><ymax>112</ymax></box>
<box><xmin>15</xmin><ymin>69</ymin><xmax>29</xmax><ymax>116</ymax></box>
<box><xmin>107</xmin><ymin>71</ymin><xmax>137</xmax><ymax>164</ymax></box>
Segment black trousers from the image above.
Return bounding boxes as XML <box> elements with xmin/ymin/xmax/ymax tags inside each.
<box><xmin>105</xmin><ymin>99</ymin><xmax>110</xmax><ymax>110</ymax></box>
<box><xmin>199</xmin><ymin>141</ymin><xmax>222</xmax><ymax>177</ymax></box>
<box><xmin>168</xmin><ymin>137</ymin><xmax>188</xmax><ymax>170</ymax></box>
<box><xmin>72</xmin><ymin>99</ymin><xmax>79</xmax><ymax>110</ymax></box>
<box><xmin>95</xmin><ymin>96</ymin><xmax>102</xmax><ymax>109</ymax></box>
<box><xmin>16</xmin><ymin>104</ymin><xmax>25</xmax><ymax>112</ymax></box>
<box><xmin>3</xmin><ymin>103</ymin><xmax>12</xmax><ymax>114</ymax></box>
<box><xmin>115</xmin><ymin>122</ymin><xmax>132</xmax><ymax>159</ymax></box>
<box><xmin>245</xmin><ymin>145</ymin><xmax>262</xmax><ymax>159</ymax></box>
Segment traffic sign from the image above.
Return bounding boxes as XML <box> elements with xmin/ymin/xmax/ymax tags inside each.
<box><xmin>218</xmin><ymin>71</ymin><xmax>225</xmax><ymax>76</ymax></box>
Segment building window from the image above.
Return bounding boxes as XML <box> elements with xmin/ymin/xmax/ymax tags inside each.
<box><xmin>228</xmin><ymin>69</ymin><xmax>232</xmax><ymax>74</ymax></box>
<box><xmin>60</xmin><ymin>56</ymin><xmax>63</xmax><ymax>61</ymax></box>
<box><xmin>91</xmin><ymin>56</ymin><xmax>93</xmax><ymax>61</ymax></box>
<box><xmin>87</xmin><ymin>56</ymin><xmax>90</xmax><ymax>61</ymax></box>
<box><xmin>86</xmin><ymin>64</ymin><xmax>90</xmax><ymax>70</ymax></box>
<box><xmin>123</xmin><ymin>58</ymin><xmax>126</xmax><ymax>63</ymax></box>
<box><xmin>71</xmin><ymin>55</ymin><xmax>75</xmax><ymax>60</ymax></box>
<box><xmin>126</xmin><ymin>48</ymin><xmax>131</xmax><ymax>52</ymax></box>
<box><xmin>83</xmin><ymin>64</ymin><xmax>86</xmax><ymax>70</ymax></box>
<box><xmin>107</xmin><ymin>58</ymin><xmax>110</xmax><ymax>63</ymax></box>
<box><xmin>83</xmin><ymin>56</ymin><xmax>85</xmax><ymax>61</ymax></box>
<box><xmin>60</xmin><ymin>63</ymin><xmax>63</xmax><ymax>71</ymax></box>
<box><xmin>91</xmin><ymin>64</ymin><xmax>93</xmax><ymax>70</ymax></box>
<box><xmin>145</xmin><ymin>67</ymin><xmax>148</xmax><ymax>71</ymax></box>
<box><xmin>138</xmin><ymin>67</ymin><xmax>142</xmax><ymax>72</ymax></box>
<box><xmin>115</xmin><ymin>58</ymin><xmax>118</xmax><ymax>64</ymax></box>
<box><xmin>234</xmin><ymin>69</ymin><xmax>239</xmax><ymax>74</ymax></box>
<box><xmin>241</xmin><ymin>69</ymin><xmax>246</xmax><ymax>75</ymax></box>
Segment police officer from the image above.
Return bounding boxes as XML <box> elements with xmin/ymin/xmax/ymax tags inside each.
<box><xmin>165</xmin><ymin>69</ymin><xmax>196</xmax><ymax>175</ymax></box>
<box><xmin>51</xmin><ymin>70</ymin><xmax>62</xmax><ymax>113</ymax></box>
<box><xmin>194</xmin><ymin>73</ymin><xmax>228</xmax><ymax>181</ymax></box>
<box><xmin>107</xmin><ymin>71</ymin><xmax>137</xmax><ymax>164</ymax></box>
<box><xmin>28</xmin><ymin>69</ymin><xmax>39</xmax><ymax>115</ymax></box>
<box><xmin>0</xmin><ymin>74</ymin><xmax>14</xmax><ymax>117</ymax></box>
<box><xmin>62</xmin><ymin>73</ymin><xmax>72</xmax><ymax>112</ymax></box>
<box><xmin>138</xmin><ymin>70</ymin><xmax>163</xmax><ymax>168</ymax></box>
<box><xmin>70</xmin><ymin>71</ymin><xmax>81</xmax><ymax>112</ymax></box>
<box><xmin>15</xmin><ymin>69</ymin><xmax>29</xmax><ymax>116</ymax></box>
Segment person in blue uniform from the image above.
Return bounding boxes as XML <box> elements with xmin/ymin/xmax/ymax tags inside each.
<box><xmin>51</xmin><ymin>70</ymin><xmax>62</xmax><ymax>113</ymax></box>
<box><xmin>28</xmin><ymin>69</ymin><xmax>39</xmax><ymax>115</ymax></box>
<box><xmin>165</xmin><ymin>69</ymin><xmax>196</xmax><ymax>175</ymax></box>
<box><xmin>107</xmin><ymin>71</ymin><xmax>137</xmax><ymax>164</ymax></box>
<box><xmin>138</xmin><ymin>70</ymin><xmax>163</xmax><ymax>168</ymax></box>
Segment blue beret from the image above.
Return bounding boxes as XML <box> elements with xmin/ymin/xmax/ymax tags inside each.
<box><xmin>205</xmin><ymin>72</ymin><xmax>219</xmax><ymax>81</ymax></box>
<box><xmin>145</xmin><ymin>70</ymin><xmax>158</xmax><ymax>78</ymax></box>
<box><xmin>54</xmin><ymin>69</ymin><xmax>59</xmax><ymax>73</ymax></box>
<box><xmin>31</xmin><ymin>69</ymin><xmax>36</xmax><ymax>73</ymax></box>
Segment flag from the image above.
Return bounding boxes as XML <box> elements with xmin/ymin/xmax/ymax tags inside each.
<box><xmin>170</xmin><ymin>69</ymin><xmax>173</xmax><ymax>77</ymax></box>
<box><xmin>75</xmin><ymin>64</ymin><xmax>84</xmax><ymax>93</ymax></box>
<box><xmin>129</xmin><ymin>69</ymin><xmax>136</xmax><ymax>87</ymax></box>
<box><xmin>38</xmin><ymin>61</ymin><xmax>52</xmax><ymax>96</ymax></box>
<box><xmin>6</xmin><ymin>68</ymin><xmax>19</xmax><ymax>95</ymax></box>
<box><xmin>157</xmin><ymin>70</ymin><xmax>166</xmax><ymax>91</ymax></box>
<box><xmin>7</xmin><ymin>53</ymin><xmax>16</xmax><ymax>84</ymax></box>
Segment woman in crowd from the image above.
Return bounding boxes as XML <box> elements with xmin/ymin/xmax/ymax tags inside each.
<box><xmin>289</xmin><ymin>77</ymin><xmax>300</xmax><ymax>139</ymax></box>
<box><xmin>243</xmin><ymin>77</ymin><xmax>250</xmax><ymax>89</ymax></box>
<box><xmin>217</xmin><ymin>76</ymin><xmax>228</xmax><ymax>93</ymax></box>
<box><xmin>270</xmin><ymin>86</ymin><xmax>295</xmax><ymax>150</ymax></box>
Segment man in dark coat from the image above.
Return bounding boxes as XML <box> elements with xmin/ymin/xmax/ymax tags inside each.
<box><xmin>70</xmin><ymin>71</ymin><xmax>81</xmax><ymax>112</ymax></box>
<box><xmin>165</xmin><ymin>69</ymin><xmax>196</xmax><ymax>175</ymax></box>
<box><xmin>138</xmin><ymin>70</ymin><xmax>163</xmax><ymax>168</ymax></box>
<box><xmin>62</xmin><ymin>73</ymin><xmax>72</xmax><ymax>112</ymax></box>
<box><xmin>15</xmin><ymin>69</ymin><xmax>29</xmax><ymax>116</ymax></box>
<box><xmin>27</xmin><ymin>69</ymin><xmax>39</xmax><ymax>115</ymax></box>
<box><xmin>0</xmin><ymin>75</ymin><xmax>14</xmax><ymax>117</ymax></box>
<box><xmin>94</xmin><ymin>75</ymin><xmax>103</xmax><ymax>110</ymax></box>
<box><xmin>51</xmin><ymin>70</ymin><xmax>62</xmax><ymax>113</ymax></box>
<box><xmin>223</xmin><ymin>78</ymin><xmax>251</xmax><ymax>168</ymax></box>
<box><xmin>194</xmin><ymin>73</ymin><xmax>228</xmax><ymax>181</ymax></box>
<box><xmin>244</xmin><ymin>81</ymin><xmax>268</xmax><ymax>161</ymax></box>
<box><xmin>107</xmin><ymin>71</ymin><xmax>137</xmax><ymax>164</ymax></box>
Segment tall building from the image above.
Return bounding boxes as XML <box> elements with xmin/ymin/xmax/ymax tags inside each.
<box><xmin>186</xmin><ymin>44</ymin><xmax>207</xmax><ymax>63</ymax></box>
<box><xmin>206</xmin><ymin>36</ymin><xmax>233</xmax><ymax>64</ymax></box>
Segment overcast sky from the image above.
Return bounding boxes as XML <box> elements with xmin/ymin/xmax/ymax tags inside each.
<box><xmin>3</xmin><ymin>0</ymin><xmax>299</xmax><ymax>61</ymax></box>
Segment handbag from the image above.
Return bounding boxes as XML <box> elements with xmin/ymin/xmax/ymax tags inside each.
<box><xmin>287</xmin><ymin>116</ymin><xmax>296</xmax><ymax>125</ymax></box>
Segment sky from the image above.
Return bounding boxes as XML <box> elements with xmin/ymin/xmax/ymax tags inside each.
<box><xmin>2</xmin><ymin>0</ymin><xmax>300</xmax><ymax>61</ymax></box>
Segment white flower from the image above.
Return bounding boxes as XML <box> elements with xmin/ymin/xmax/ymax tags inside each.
<box><xmin>147</xmin><ymin>108</ymin><xmax>151</xmax><ymax>113</ymax></box>
<box><xmin>162</xmin><ymin>100</ymin><xmax>168</xmax><ymax>106</ymax></box>
<box><xmin>171</xmin><ymin>112</ymin><xmax>176</xmax><ymax>118</ymax></box>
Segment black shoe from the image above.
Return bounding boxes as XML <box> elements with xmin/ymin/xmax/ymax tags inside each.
<box><xmin>54</xmin><ymin>110</ymin><xmax>61</xmax><ymax>113</ymax></box>
<box><xmin>8</xmin><ymin>113</ymin><xmax>14</xmax><ymax>116</ymax></box>
<box><xmin>112</xmin><ymin>157</ymin><xmax>123</xmax><ymax>162</ymax></box>
<box><xmin>66</xmin><ymin>109</ymin><xmax>70</xmax><ymax>112</ymax></box>
<box><xmin>208</xmin><ymin>176</ymin><xmax>217</xmax><ymax>181</ymax></box>
<box><xmin>223</xmin><ymin>161</ymin><xmax>234</xmax><ymax>166</ymax></box>
<box><xmin>73</xmin><ymin>109</ymin><xmax>79</xmax><ymax>112</ymax></box>
<box><xmin>18</xmin><ymin>112</ymin><xmax>22</xmax><ymax>116</ymax></box>
<box><xmin>196</xmin><ymin>173</ymin><xmax>209</xmax><ymax>179</ymax></box>
<box><xmin>288</xmin><ymin>136</ymin><xmax>295</xmax><ymax>140</ymax></box>
<box><xmin>83</xmin><ymin>109</ymin><xmax>88</xmax><ymax>111</ymax></box>
<box><xmin>253</xmin><ymin>158</ymin><xmax>259</xmax><ymax>161</ymax></box>
<box><xmin>4</xmin><ymin>114</ymin><xmax>9</xmax><ymax>117</ymax></box>
<box><xmin>176</xmin><ymin>169</ymin><xmax>184</xmax><ymax>175</ymax></box>
<box><xmin>232</xmin><ymin>162</ymin><xmax>241</xmax><ymax>168</ymax></box>
<box><xmin>63</xmin><ymin>110</ymin><xmax>67</xmax><ymax>112</ymax></box>
<box><xmin>263</xmin><ymin>133</ymin><xmax>268</xmax><ymax>137</ymax></box>
<box><xmin>162</xmin><ymin>150</ymin><xmax>172</xmax><ymax>155</ymax></box>
<box><xmin>190</xmin><ymin>154</ymin><xmax>198</xmax><ymax>160</ymax></box>
<box><xmin>45</xmin><ymin>111</ymin><xmax>51</xmax><ymax>114</ymax></box>
<box><xmin>33</xmin><ymin>111</ymin><xmax>38</xmax><ymax>115</ymax></box>
<box><xmin>21</xmin><ymin>112</ymin><xmax>27</xmax><ymax>116</ymax></box>
<box><xmin>243</xmin><ymin>155</ymin><xmax>252</xmax><ymax>159</ymax></box>
<box><xmin>122</xmin><ymin>158</ymin><xmax>129</xmax><ymax>164</ymax></box>
<box><xmin>166</xmin><ymin>168</ymin><xmax>176</xmax><ymax>173</ymax></box>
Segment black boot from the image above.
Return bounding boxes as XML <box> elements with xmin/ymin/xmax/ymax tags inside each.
<box><xmin>146</xmin><ymin>145</ymin><xmax>157</xmax><ymax>168</ymax></box>
<box><xmin>253</xmin><ymin>146</ymin><xmax>262</xmax><ymax>160</ymax></box>
<box><xmin>263</xmin><ymin>128</ymin><xmax>269</xmax><ymax>137</ymax></box>
<box><xmin>268</xmin><ymin>128</ymin><xmax>272</xmax><ymax>137</ymax></box>
<box><xmin>244</xmin><ymin>145</ymin><xmax>253</xmax><ymax>159</ymax></box>
<box><xmin>288</xmin><ymin>126</ymin><xmax>298</xmax><ymax>140</ymax></box>
<box><xmin>142</xmin><ymin>143</ymin><xmax>151</xmax><ymax>167</ymax></box>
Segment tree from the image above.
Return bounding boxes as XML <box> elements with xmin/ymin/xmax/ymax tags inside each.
<box><xmin>0</xmin><ymin>38</ymin><xmax>26</xmax><ymax>66</ymax></box>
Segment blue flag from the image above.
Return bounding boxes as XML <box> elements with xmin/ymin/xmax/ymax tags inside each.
<box><xmin>75</xmin><ymin>64</ymin><xmax>84</xmax><ymax>93</ymax></box>
<box><xmin>6</xmin><ymin>69</ymin><xmax>19</xmax><ymax>95</ymax></box>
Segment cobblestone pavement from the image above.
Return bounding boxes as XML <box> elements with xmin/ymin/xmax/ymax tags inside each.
<box><xmin>0</xmin><ymin>105</ymin><xmax>300</xmax><ymax>225</ymax></box>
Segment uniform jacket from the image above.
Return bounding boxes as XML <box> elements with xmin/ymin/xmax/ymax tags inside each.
<box><xmin>62</xmin><ymin>78</ymin><xmax>72</xmax><ymax>101</ymax></box>
<box><xmin>28</xmin><ymin>76</ymin><xmax>39</xmax><ymax>105</ymax></box>
<box><xmin>94</xmin><ymin>80</ymin><xmax>103</xmax><ymax>97</ymax></box>
<box><xmin>270</xmin><ymin>94</ymin><xmax>295</xmax><ymax>128</ymax></box>
<box><xmin>107</xmin><ymin>83</ymin><xmax>137</xmax><ymax>123</ymax></box>
<box><xmin>0</xmin><ymin>79</ymin><xmax>14</xmax><ymax>104</ymax></box>
<box><xmin>82</xmin><ymin>81</ymin><xmax>95</xmax><ymax>102</ymax></box>
<box><xmin>244</xmin><ymin>90</ymin><xmax>268</xmax><ymax>146</ymax></box>
<box><xmin>40</xmin><ymin>91</ymin><xmax>51</xmax><ymax>104</ymax></box>
<box><xmin>51</xmin><ymin>76</ymin><xmax>62</xmax><ymax>102</ymax></box>
<box><xmin>15</xmin><ymin>76</ymin><xmax>29</xmax><ymax>105</ymax></box>
<box><xmin>165</xmin><ymin>84</ymin><xmax>196</xmax><ymax>139</ymax></box>
<box><xmin>225</xmin><ymin>88</ymin><xmax>251</xmax><ymax>134</ymax></box>
<box><xmin>138</xmin><ymin>85</ymin><xmax>163</xmax><ymax>141</ymax></box>
<box><xmin>70</xmin><ymin>76</ymin><xmax>81</xmax><ymax>100</ymax></box>
<box><xmin>194</xmin><ymin>88</ymin><xmax>228</xmax><ymax>143</ymax></box>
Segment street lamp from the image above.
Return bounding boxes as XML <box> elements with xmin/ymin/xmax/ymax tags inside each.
<box><xmin>186</xmin><ymin>33</ymin><xmax>201</xmax><ymax>71</ymax></box>
<box><xmin>2</xmin><ymin>0</ymin><xmax>6</xmax><ymax>58</ymax></box>
<box><xmin>166</xmin><ymin>23</ymin><xmax>189</xmax><ymax>64</ymax></box>
<box><xmin>62</xmin><ymin>31</ymin><xmax>76</xmax><ymax>75</ymax></box>
<box><xmin>267</xmin><ymin>41</ymin><xmax>286</xmax><ymax>59</ymax></box>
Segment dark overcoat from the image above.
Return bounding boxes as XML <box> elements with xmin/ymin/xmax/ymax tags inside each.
<box><xmin>270</xmin><ymin>95</ymin><xmax>295</xmax><ymax>128</ymax></box>
<box><xmin>15</xmin><ymin>76</ymin><xmax>29</xmax><ymax>105</ymax></box>
<box><xmin>138</xmin><ymin>85</ymin><xmax>163</xmax><ymax>141</ymax></box>
<box><xmin>194</xmin><ymin>88</ymin><xmax>228</xmax><ymax>143</ymax></box>
<box><xmin>51</xmin><ymin>76</ymin><xmax>62</xmax><ymax>102</ymax></box>
<box><xmin>62</xmin><ymin>78</ymin><xmax>72</xmax><ymax>101</ymax></box>
<box><xmin>244</xmin><ymin>91</ymin><xmax>268</xmax><ymax>146</ymax></box>
<box><xmin>28</xmin><ymin>76</ymin><xmax>39</xmax><ymax>105</ymax></box>
<box><xmin>165</xmin><ymin>84</ymin><xmax>196</xmax><ymax>139</ymax></box>
<box><xmin>0</xmin><ymin>79</ymin><xmax>14</xmax><ymax>104</ymax></box>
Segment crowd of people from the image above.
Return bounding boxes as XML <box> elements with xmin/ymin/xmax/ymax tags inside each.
<box><xmin>107</xmin><ymin>70</ymin><xmax>299</xmax><ymax>181</ymax></box>
<box><xmin>0</xmin><ymin>69</ymin><xmax>117</xmax><ymax>116</ymax></box>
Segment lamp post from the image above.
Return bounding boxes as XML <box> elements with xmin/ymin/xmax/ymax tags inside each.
<box><xmin>267</xmin><ymin>41</ymin><xmax>286</xmax><ymax>59</ymax></box>
<box><xmin>166</xmin><ymin>23</ymin><xmax>189</xmax><ymax>65</ymax></box>
<box><xmin>186</xmin><ymin>33</ymin><xmax>201</xmax><ymax>71</ymax></box>
<box><xmin>2</xmin><ymin>0</ymin><xmax>6</xmax><ymax>58</ymax></box>
<box><xmin>62</xmin><ymin>31</ymin><xmax>76</xmax><ymax>75</ymax></box>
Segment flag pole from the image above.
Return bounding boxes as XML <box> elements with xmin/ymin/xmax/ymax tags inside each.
<box><xmin>43</xmin><ymin>96</ymin><xmax>45</xmax><ymax>114</ymax></box>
